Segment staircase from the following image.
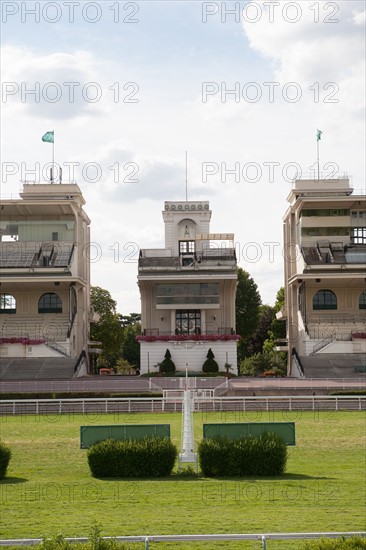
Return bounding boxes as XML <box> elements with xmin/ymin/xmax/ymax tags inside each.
<box><xmin>0</xmin><ymin>357</ymin><xmax>76</xmax><ymax>379</ymax></box>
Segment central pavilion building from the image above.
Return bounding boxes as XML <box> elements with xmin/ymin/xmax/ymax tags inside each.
<box><xmin>137</xmin><ymin>200</ymin><xmax>239</xmax><ymax>374</ymax></box>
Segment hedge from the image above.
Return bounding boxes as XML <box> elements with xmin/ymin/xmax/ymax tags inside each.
<box><xmin>302</xmin><ymin>536</ymin><xmax>366</xmax><ymax>549</ymax></box>
<box><xmin>87</xmin><ymin>437</ymin><xmax>178</xmax><ymax>478</ymax></box>
<box><xmin>0</xmin><ymin>440</ymin><xmax>11</xmax><ymax>479</ymax></box>
<box><xmin>198</xmin><ymin>433</ymin><xmax>287</xmax><ymax>477</ymax></box>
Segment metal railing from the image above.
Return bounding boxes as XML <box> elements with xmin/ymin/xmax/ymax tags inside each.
<box><xmin>0</xmin><ymin>531</ymin><xmax>364</xmax><ymax>548</ymax></box>
<box><xmin>312</xmin><ymin>333</ymin><xmax>336</xmax><ymax>354</ymax></box>
<box><xmin>45</xmin><ymin>339</ymin><xmax>69</xmax><ymax>357</ymax></box>
<box><xmin>1</xmin><ymin>395</ymin><xmax>365</xmax><ymax>416</ymax></box>
<box><xmin>1</xmin><ymin>376</ymin><xmax>365</xmax><ymax>395</ymax></box>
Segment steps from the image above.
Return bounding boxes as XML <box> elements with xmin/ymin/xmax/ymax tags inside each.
<box><xmin>300</xmin><ymin>354</ymin><xmax>366</xmax><ymax>378</ymax></box>
<box><xmin>0</xmin><ymin>357</ymin><xmax>76</xmax><ymax>379</ymax></box>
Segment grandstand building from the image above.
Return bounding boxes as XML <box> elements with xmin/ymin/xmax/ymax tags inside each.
<box><xmin>0</xmin><ymin>183</ymin><xmax>92</xmax><ymax>378</ymax></box>
<box><xmin>137</xmin><ymin>201</ymin><xmax>239</xmax><ymax>374</ymax></box>
<box><xmin>281</xmin><ymin>176</ymin><xmax>366</xmax><ymax>377</ymax></box>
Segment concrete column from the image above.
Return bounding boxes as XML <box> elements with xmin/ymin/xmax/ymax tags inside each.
<box><xmin>201</xmin><ymin>309</ymin><xmax>206</xmax><ymax>333</ymax></box>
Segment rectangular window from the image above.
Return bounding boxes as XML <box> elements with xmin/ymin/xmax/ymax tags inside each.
<box><xmin>176</xmin><ymin>310</ymin><xmax>201</xmax><ymax>334</ymax></box>
<box><xmin>156</xmin><ymin>283</ymin><xmax>219</xmax><ymax>305</ymax></box>
<box><xmin>302</xmin><ymin>227</ymin><xmax>350</xmax><ymax>237</ymax></box>
<box><xmin>351</xmin><ymin>227</ymin><xmax>366</xmax><ymax>244</ymax></box>
<box><xmin>179</xmin><ymin>241</ymin><xmax>195</xmax><ymax>255</ymax></box>
<box><xmin>351</xmin><ymin>211</ymin><xmax>366</xmax><ymax>219</ymax></box>
<box><xmin>301</xmin><ymin>209</ymin><xmax>349</xmax><ymax>217</ymax></box>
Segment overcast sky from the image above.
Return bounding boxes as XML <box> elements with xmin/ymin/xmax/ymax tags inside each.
<box><xmin>1</xmin><ymin>0</ymin><xmax>365</xmax><ymax>314</ymax></box>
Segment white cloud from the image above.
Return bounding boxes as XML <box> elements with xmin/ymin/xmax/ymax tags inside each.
<box><xmin>1</xmin><ymin>46</ymin><xmax>105</xmax><ymax>119</ymax></box>
<box><xmin>353</xmin><ymin>8</ymin><xmax>366</xmax><ymax>25</ymax></box>
<box><xmin>243</xmin><ymin>0</ymin><xmax>365</xmax><ymax>95</ymax></box>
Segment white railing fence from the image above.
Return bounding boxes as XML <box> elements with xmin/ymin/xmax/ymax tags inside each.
<box><xmin>0</xmin><ymin>395</ymin><xmax>365</xmax><ymax>416</ymax></box>
<box><xmin>0</xmin><ymin>531</ymin><xmax>365</xmax><ymax>548</ymax></box>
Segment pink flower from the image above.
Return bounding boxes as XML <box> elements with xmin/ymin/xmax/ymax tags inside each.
<box><xmin>0</xmin><ymin>337</ymin><xmax>46</xmax><ymax>345</ymax></box>
<box><xmin>136</xmin><ymin>334</ymin><xmax>241</xmax><ymax>343</ymax></box>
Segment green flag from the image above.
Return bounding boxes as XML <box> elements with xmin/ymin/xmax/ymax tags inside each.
<box><xmin>42</xmin><ymin>131</ymin><xmax>54</xmax><ymax>143</ymax></box>
<box><xmin>316</xmin><ymin>129</ymin><xmax>323</xmax><ymax>141</ymax></box>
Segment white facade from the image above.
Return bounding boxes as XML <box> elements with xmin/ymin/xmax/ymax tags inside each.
<box><xmin>281</xmin><ymin>177</ymin><xmax>366</xmax><ymax>372</ymax></box>
<box><xmin>137</xmin><ymin>201</ymin><xmax>239</xmax><ymax>374</ymax></box>
<box><xmin>0</xmin><ymin>183</ymin><xmax>92</xmax><ymax>370</ymax></box>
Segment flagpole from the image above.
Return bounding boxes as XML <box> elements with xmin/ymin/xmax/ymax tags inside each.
<box><xmin>317</xmin><ymin>136</ymin><xmax>320</xmax><ymax>181</ymax></box>
<box><xmin>185</xmin><ymin>150</ymin><xmax>188</xmax><ymax>201</ymax></box>
<box><xmin>52</xmin><ymin>132</ymin><xmax>55</xmax><ymax>184</ymax></box>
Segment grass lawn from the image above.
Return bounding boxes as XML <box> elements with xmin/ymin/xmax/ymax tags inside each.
<box><xmin>0</xmin><ymin>409</ymin><xmax>365</xmax><ymax>549</ymax></box>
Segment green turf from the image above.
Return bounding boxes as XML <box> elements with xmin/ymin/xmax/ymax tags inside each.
<box><xmin>0</xmin><ymin>410</ymin><xmax>365</xmax><ymax>549</ymax></box>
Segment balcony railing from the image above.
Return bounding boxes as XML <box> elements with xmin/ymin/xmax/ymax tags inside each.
<box><xmin>137</xmin><ymin>329</ymin><xmax>240</xmax><ymax>342</ymax></box>
<box><xmin>142</xmin><ymin>328</ymin><xmax>235</xmax><ymax>336</ymax></box>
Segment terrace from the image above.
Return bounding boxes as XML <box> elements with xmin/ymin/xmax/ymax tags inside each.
<box><xmin>139</xmin><ymin>247</ymin><xmax>237</xmax><ymax>270</ymax></box>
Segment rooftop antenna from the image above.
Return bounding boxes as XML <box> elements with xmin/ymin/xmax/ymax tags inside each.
<box><xmin>185</xmin><ymin>150</ymin><xmax>188</xmax><ymax>201</ymax></box>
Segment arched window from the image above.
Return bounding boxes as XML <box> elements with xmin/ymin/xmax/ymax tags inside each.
<box><xmin>38</xmin><ymin>293</ymin><xmax>62</xmax><ymax>314</ymax></box>
<box><xmin>0</xmin><ymin>294</ymin><xmax>16</xmax><ymax>314</ymax></box>
<box><xmin>313</xmin><ymin>290</ymin><xmax>337</xmax><ymax>310</ymax></box>
<box><xmin>359</xmin><ymin>291</ymin><xmax>366</xmax><ymax>310</ymax></box>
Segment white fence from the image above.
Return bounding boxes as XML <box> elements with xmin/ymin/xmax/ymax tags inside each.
<box><xmin>0</xmin><ymin>531</ymin><xmax>365</xmax><ymax>548</ymax></box>
<box><xmin>0</xmin><ymin>395</ymin><xmax>365</xmax><ymax>416</ymax></box>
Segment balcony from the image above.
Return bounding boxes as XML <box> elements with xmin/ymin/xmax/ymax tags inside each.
<box><xmin>139</xmin><ymin>248</ymin><xmax>237</xmax><ymax>271</ymax></box>
<box><xmin>137</xmin><ymin>328</ymin><xmax>240</xmax><ymax>343</ymax></box>
<box><xmin>301</xmin><ymin>242</ymin><xmax>366</xmax><ymax>266</ymax></box>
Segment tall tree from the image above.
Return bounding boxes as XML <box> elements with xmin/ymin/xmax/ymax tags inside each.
<box><xmin>245</xmin><ymin>304</ymin><xmax>275</xmax><ymax>356</ymax></box>
<box><xmin>268</xmin><ymin>287</ymin><xmax>286</xmax><ymax>341</ymax></box>
<box><xmin>235</xmin><ymin>268</ymin><xmax>262</xmax><ymax>367</ymax></box>
<box><xmin>121</xmin><ymin>323</ymin><xmax>141</xmax><ymax>368</ymax></box>
<box><xmin>91</xmin><ymin>286</ymin><xmax>118</xmax><ymax>318</ymax></box>
<box><xmin>90</xmin><ymin>286</ymin><xmax>124</xmax><ymax>368</ymax></box>
<box><xmin>119</xmin><ymin>313</ymin><xmax>141</xmax><ymax>328</ymax></box>
<box><xmin>235</xmin><ymin>268</ymin><xmax>261</xmax><ymax>338</ymax></box>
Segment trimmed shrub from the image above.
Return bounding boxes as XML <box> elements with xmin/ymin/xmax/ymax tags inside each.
<box><xmin>0</xmin><ymin>440</ymin><xmax>11</xmax><ymax>479</ymax></box>
<box><xmin>159</xmin><ymin>348</ymin><xmax>176</xmax><ymax>373</ymax></box>
<box><xmin>302</xmin><ymin>536</ymin><xmax>366</xmax><ymax>549</ymax></box>
<box><xmin>87</xmin><ymin>437</ymin><xmax>178</xmax><ymax>478</ymax></box>
<box><xmin>198</xmin><ymin>433</ymin><xmax>287</xmax><ymax>477</ymax></box>
<box><xmin>198</xmin><ymin>436</ymin><xmax>234</xmax><ymax>477</ymax></box>
<box><xmin>202</xmin><ymin>348</ymin><xmax>219</xmax><ymax>373</ymax></box>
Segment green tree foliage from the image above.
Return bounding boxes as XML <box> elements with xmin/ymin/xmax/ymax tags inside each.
<box><xmin>262</xmin><ymin>287</ymin><xmax>287</xmax><ymax>368</ymax></box>
<box><xmin>238</xmin><ymin>304</ymin><xmax>274</xmax><ymax>360</ymax></box>
<box><xmin>239</xmin><ymin>351</ymin><xmax>287</xmax><ymax>377</ymax></box>
<box><xmin>235</xmin><ymin>268</ymin><xmax>262</xmax><ymax>366</ymax></box>
<box><xmin>121</xmin><ymin>323</ymin><xmax>141</xmax><ymax>369</ymax></box>
<box><xmin>114</xmin><ymin>358</ymin><xmax>134</xmax><ymax>375</ymax></box>
<box><xmin>235</xmin><ymin>268</ymin><xmax>262</xmax><ymax>339</ymax></box>
<box><xmin>119</xmin><ymin>313</ymin><xmax>141</xmax><ymax>328</ymax></box>
<box><xmin>91</xmin><ymin>286</ymin><xmax>118</xmax><ymax>318</ymax></box>
<box><xmin>266</xmin><ymin>287</ymin><xmax>286</xmax><ymax>345</ymax></box>
<box><xmin>90</xmin><ymin>286</ymin><xmax>124</xmax><ymax>368</ymax></box>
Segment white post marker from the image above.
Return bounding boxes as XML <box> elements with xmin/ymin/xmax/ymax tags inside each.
<box><xmin>178</xmin><ymin>363</ymin><xmax>198</xmax><ymax>472</ymax></box>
